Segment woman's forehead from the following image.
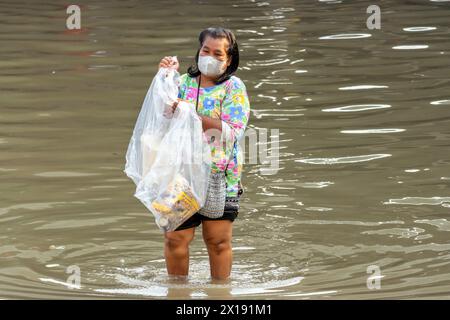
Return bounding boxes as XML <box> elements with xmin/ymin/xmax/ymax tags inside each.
<box><xmin>202</xmin><ymin>36</ymin><xmax>229</xmax><ymax>52</ymax></box>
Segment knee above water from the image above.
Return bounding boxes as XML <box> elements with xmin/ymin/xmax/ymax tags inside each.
<box><xmin>205</xmin><ymin>238</ymin><xmax>232</xmax><ymax>253</ymax></box>
<box><xmin>164</xmin><ymin>233</ymin><xmax>191</xmax><ymax>250</ymax></box>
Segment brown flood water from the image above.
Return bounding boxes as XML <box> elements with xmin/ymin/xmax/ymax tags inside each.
<box><xmin>1</xmin><ymin>0</ymin><xmax>450</xmax><ymax>299</ymax></box>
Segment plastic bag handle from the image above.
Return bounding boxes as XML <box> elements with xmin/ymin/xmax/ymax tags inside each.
<box><xmin>195</xmin><ymin>74</ymin><xmax>201</xmax><ymax>112</ymax></box>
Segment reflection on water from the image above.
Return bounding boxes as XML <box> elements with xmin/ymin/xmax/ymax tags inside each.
<box><xmin>95</xmin><ymin>267</ymin><xmax>306</xmax><ymax>299</ymax></box>
<box><xmin>319</xmin><ymin>33</ymin><xmax>372</xmax><ymax>40</ymax></box>
<box><xmin>1</xmin><ymin>0</ymin><xmax>450</xmax><ymax>299</ymax></box>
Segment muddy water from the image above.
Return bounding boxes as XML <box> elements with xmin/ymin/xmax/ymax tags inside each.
<box><xmin>1</xmin><ymin>0</ymin><xmax>450</xmax><ymax>299</ymax></box>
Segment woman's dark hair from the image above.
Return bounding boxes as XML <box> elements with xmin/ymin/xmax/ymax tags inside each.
<box><xmin>187</xmin><ymin>27</ymin><xmax>239</xmax><ymax>84</ymax></box>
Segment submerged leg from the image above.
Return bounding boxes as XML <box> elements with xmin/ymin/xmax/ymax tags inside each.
<box><xmin>164</xmin><ymin>227</ymin><xmax>195</xmax><ymax>276</ymax></box>
<box><xmin>202</xmin><ymin>220</ymin><xmax>233</xmax><ymax>280</ymax></box>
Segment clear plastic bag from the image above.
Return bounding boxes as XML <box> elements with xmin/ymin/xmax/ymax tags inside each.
<box><xmin>124</xmin><ymin>59</ymin><xmax>211</xmax><ymax>232</ymax></box>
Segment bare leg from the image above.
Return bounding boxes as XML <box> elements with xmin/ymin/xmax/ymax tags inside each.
<box><xmin>164</xmin><ymin>227</ymin><xmax>195</xmax><ymax>276</ymax></box>
<box><xmin>202</xmin><ymin>220</ymin><xmax>233</xmax><ymax>280</ymax></box>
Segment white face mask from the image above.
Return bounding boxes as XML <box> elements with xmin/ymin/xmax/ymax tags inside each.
<box><xmin>197</xmin><ymin>55</ymin><xmax>227</xmax><ymax>77</ymax></box>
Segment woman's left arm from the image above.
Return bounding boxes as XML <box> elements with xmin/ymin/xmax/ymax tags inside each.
<box><xmin>219</xmin><ymin>79</ymin><xmax>251</xmax><ymax>143</ymax></box>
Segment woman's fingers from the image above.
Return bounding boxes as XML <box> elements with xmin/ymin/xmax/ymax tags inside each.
<box><xmin>159</xmin><ymin>56</ymin><xmax>179</xmax><ymax>70</ymax></box>
<box><xmin>159</xmin><ymin>56</ymin><xmax>172</xmax><ymax>68</ymax></box>
<box><xmin>163</xmin><ymin>57</ymin><xmax>173</xmax><ymax>65</ymax></box>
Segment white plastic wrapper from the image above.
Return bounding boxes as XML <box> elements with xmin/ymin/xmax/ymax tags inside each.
<box><xmin>124</xmin><ymin>59</ymin><xmax>211</xmax><ymax>232</ymax></box>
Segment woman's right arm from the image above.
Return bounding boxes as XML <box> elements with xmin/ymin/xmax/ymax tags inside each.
<box><xmin>158</xmin><ymin>56</ymin><xmax>181</xmax><ymax>112</ymax></box>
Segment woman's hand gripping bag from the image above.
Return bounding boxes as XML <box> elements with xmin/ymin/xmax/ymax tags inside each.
<box><xmin>124</xmin><ymin>62</ymin><xmax>211</xmax><ymax>232</ymax></box>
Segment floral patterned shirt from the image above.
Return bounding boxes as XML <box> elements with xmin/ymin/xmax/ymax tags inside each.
<box><xmin>177</xmin><ymin>73</ymin><xmax>251</xmax><ymax>197</ymax></box>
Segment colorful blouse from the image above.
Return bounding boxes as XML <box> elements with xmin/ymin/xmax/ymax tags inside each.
<box><xmin>177</xmin><ymin>73</ymin><xmax>251</xmax><ymax>197</ymax></box>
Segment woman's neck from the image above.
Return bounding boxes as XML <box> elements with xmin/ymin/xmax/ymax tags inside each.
<box><xmin>198</xmin><ymin>74</ymin><xmax>217</xmax><ymax>88</ymax></box>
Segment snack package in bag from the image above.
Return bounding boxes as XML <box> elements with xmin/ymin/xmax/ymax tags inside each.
<box><xmin>124</xmin><ymin>58</ymin><xmax>211</xmax><ymax>232</ymax></box>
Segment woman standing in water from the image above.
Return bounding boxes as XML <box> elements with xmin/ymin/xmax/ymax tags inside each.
<box><xmin>158</xmin><ymin>27</ymin><xmax>250</xmax><ymax>280</ymax></box>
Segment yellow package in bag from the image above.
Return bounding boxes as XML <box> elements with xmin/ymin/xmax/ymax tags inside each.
<box><xmin>151</xmin><ymin>174</ymin><xmax>201</xmax><ymax>231</ymax></box>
